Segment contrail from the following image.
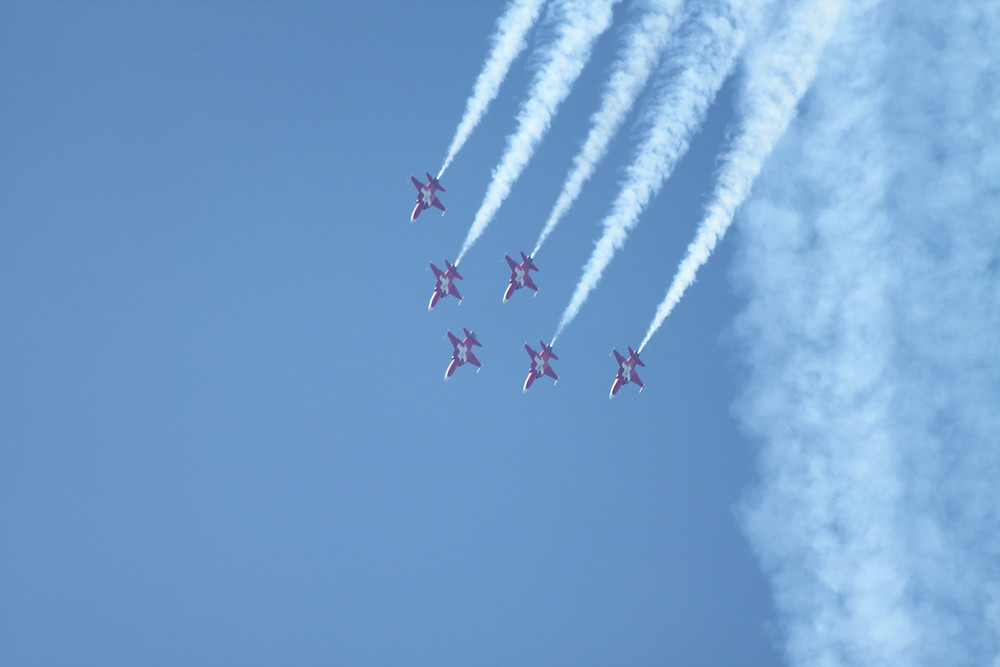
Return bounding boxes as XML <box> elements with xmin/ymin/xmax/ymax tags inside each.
<box><xmin>531</xmin><ymin>0</ymin><xmax>683</xmax><ymax>258</ymax></box>
<box><xmin>454</xmin><ymin>0</ymin><xmax>619</xmax><ymax>267</ymax></box>
<box><xmin>733</xmin><ymin>0</ymin><xmax>1000</xmax><ymax>664</ymax></box>
<box><xmin>552</xmin><ymin>0</ymin><xmax>751</xmax><ymax>344</ymax></box>
<box><xmin>437</xmin><ymin>0</ymin><xmax>548</xmax><ymax>181</ymax></box>
<box><xmin>638</xmin><ymin>0</ymin><xmax>840</xmax><ymax>353</ymax></box>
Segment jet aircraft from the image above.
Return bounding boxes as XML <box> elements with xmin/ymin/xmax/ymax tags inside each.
<box><xmin>410</xmin><ymin>172</ymin><xmax>446</xmax><ymax>222</ymax></box>
<box><xmin>610</xmin><ymin>346</ymin><xmax>645</xmax><ymax>398</ymax></box>
<box><xmin>444</xmin><ymin>328</ymin><xmax>482</xmax><ymax>380</ymax></box>
<box><xmin>428</xmin><ymin>260</ymin><xmax>463</xmax><ymax>311</ymax></box>
<box><xmin>523</xmin><ymin>340</ymin><xmax>558</xmax><ymax>392</ymax></box>
<box><xmin>502</xmin><ymin>251</ymin><xmax>539</xmax><ymax>302</ymax></box>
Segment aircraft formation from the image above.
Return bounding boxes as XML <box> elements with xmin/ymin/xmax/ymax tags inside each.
<box><xmin>411</xmin><ymin>172</ymin><xmax>641</xmax><ymax>398</ymax></box>
<box><xmin>402</xmin><ymin>0</ymin><xmax>843</xmax><ymax>400</ymax></box>
<box><xmin>407</xmin><ymin>0</ymin><xmax>826</xmax><ymax>398</ymax></box>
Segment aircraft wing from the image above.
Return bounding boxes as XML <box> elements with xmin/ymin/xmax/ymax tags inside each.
<box><xmin>525</xmin><ymin>344</ymin><xmax>538</xmax><ymax>359</ymax></box>
<box><xmin>613</xmin><ymin>349</ymin><xmax>625</xmax><ymax>366</ymax></box>
<box><xmin>447</xmin><ymin>331</ymin><xmax>461</xmax><ymax>348</ymax></box>
<box><xmin>467</xmin><ymin>351</ymin><xmax>482</xmax><ymax>368</ymax></box>
<box><xmin>432</xmin><ymin>198</ymin><xmax>446</xmax><ymax>213</ymax></box>
<box><xmin>430</xmin><ymin>262</ymin><xmax>443</xmax><ymax>278</ymax></box>
<box><xmin>631</xmin><ymin>370</ymin><xmax>644</xmax><ymax>389</ymax></box>
<box><xmin>411</xmin><ymin>175</ymin><xmax>423</xmax><ymax>192</ymax></box>
<box><xmin>544</xmin><ymin>364</ymin><xmax>559</xmax><ymax>381</ymax></box>
<box><xmin>450</xmin><ymin>285</ymin><xmax>463</xmax><ymax>302</ymax></box>
<box><xmin>505</xmin><ymin>255</ymin><xmax>518</xmax><ymax>272</ymax></box>
<box><xmin>523</xmin><ymin>274</ymin><xmax>539</xmax><ymax>292</ymax></box>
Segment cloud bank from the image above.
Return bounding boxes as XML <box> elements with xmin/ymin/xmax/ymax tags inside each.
<box><xmin>732</xmin><ymin>1</ymin><xmax>1000</xmax><ymax>664</ymax></box>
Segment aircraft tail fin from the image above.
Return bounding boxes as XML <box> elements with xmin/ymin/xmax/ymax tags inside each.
<box><xmin>464</xmin><ymin>328</ymin><xmax>482</xmax><ymax>347</ymax></box>
<box><xmin>521</xmin><ymin>252</ymin><xmax>538</xmax><ymax>272</ymax></box>
<box><xmin>427</xmin><ymin>172</ymin><xmax>445</xmax><ymax>191</ymax></box>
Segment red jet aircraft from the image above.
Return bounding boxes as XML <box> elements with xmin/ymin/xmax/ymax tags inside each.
<box><xmin>410</xmin><ymin>172</ymin><xmax>446</xmax><ymax>222</ymax></box>
<box><xmin>428</xmin><ymin>260</ymin><xmax>463</xmax><ymax>311</ymax></box>
<box><xmin>523</xmin><ymin>340</ymin><xmax>558</xmax><ymax>392</ymax></box>
<box><xmin>445</xmin><ymin>328</ymin><xmax>482</xmax><ymax>380</ymax></box>
<box><xmin>610</xmin><ymin>346</ymin><xmax>645</xmax><ymax>398</ymax></box>
<box><xmin>503</xmin><ymin>251</ymin><xmax>539</xmax><ymax>302</ymax></box>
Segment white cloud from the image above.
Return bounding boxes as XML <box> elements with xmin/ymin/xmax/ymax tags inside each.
<box><xmin>733</xmin><ymin>0</ymin><xmax>1000</xmax><ymax>664</ymax></box>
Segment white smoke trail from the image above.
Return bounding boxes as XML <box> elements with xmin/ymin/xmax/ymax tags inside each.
<box><xmin>531</xmin><ymin>0</ymin><xmax>682</xmax><ymax>258</ymax></box>
<box><xmin>454</xmin><ymin>0</ymin><xmax>618</xmax><ymax>267</ymax></box>
<box><xmin>733</xmin><ymin>0</ymin><xmax>1000</xmax><ymax>664</ymax></box>
<box><xmin>437</xmin><ymin>0</ymin><xmax>547</xmax><ymax>180</ymax></box>
<box><xmin>637</xmin><ymin>0</ymin><xmax>840</xmax><ymax>353</ymax></box>
<box><xmin>552</xmin><ymin>0</ymin><xmax>751</xmax><ymax>344</ymax></box>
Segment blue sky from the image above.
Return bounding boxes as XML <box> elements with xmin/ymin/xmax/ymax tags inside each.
<box><xmin>3</xmin><ymin>1</ymin><xmax>998</xmax><ymax>665</ymax></box>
